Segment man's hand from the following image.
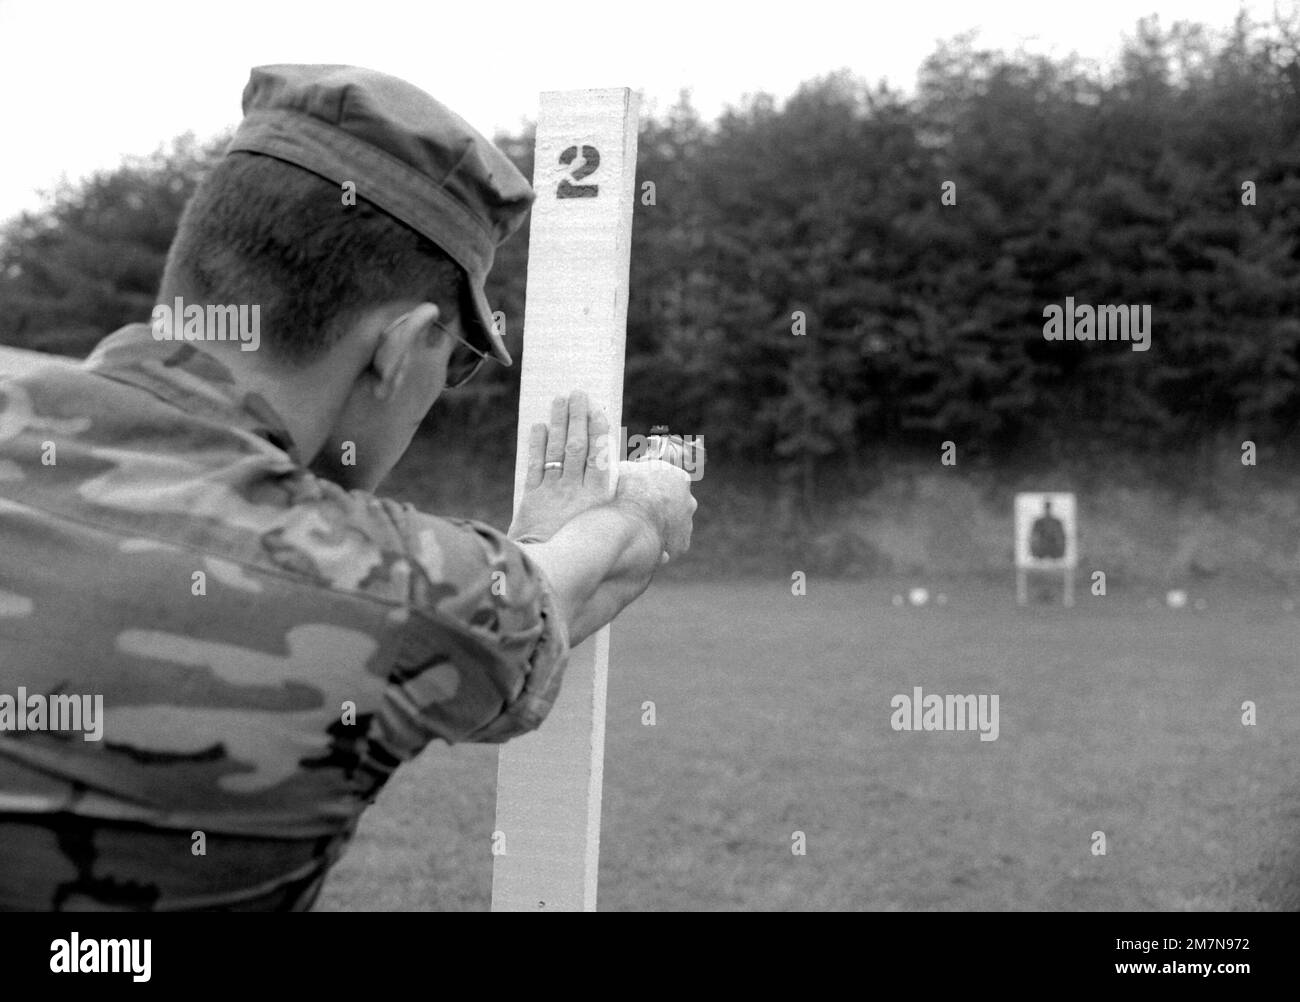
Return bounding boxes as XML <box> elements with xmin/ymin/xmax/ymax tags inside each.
<box><xmin>508</xmin><ymin>390</ymin><xmax>614</xmax><ymax>543</ymax></box>
<box><xmin>513</xmin><ymin>416</ymin><xmax>699</xmax><ymax>646</ymax></box>
<box><xmin>614</xmin><ymin>459</ymin><xmax>697</xmax><ymax>561</ymax></box>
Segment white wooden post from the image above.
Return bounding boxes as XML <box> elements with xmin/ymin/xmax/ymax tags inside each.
<box><xmin>491</xmin><ymin>88</ymin><xmax>640</xmax><ymax>912</ymax></box>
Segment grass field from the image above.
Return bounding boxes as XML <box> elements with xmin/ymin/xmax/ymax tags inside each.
<box><xmin>316</xmin><ymin>577</ymin><xmax>1300</xmax><ymax>911</ymax></box>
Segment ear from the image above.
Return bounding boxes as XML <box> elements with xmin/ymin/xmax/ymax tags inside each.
<box><xmin>370</xmin><ymin>303</ymin><xmax>441</xmax><ymax>400</ymax></box>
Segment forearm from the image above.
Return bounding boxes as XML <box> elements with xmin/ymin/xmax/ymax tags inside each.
<box><xmin>519</xmin><ymin>500</ymin><xmax>664</xmax><ymax>647</ymax></box>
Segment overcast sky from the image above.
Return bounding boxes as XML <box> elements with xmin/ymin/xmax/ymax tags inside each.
<box><xmin>0</xmin><ymin>0</ymin><xmax>1277</xmax><ymax>224</ymax></box>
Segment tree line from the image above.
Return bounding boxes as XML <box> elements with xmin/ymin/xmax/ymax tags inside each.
<box><xmin>2</xmin><ymin>13</ymin><xmax>1297</xmax><ymax>504</ymax></box>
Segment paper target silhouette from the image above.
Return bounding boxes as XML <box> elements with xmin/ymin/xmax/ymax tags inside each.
<box><xmin>1014</xmin><ymin>492</ymin><xmax>1077</xmax><ymax>606</ymax></box>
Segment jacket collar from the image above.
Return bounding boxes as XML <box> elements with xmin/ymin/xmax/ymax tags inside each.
<box><xmin>85</xmin><ymin>324</ymin><xmax>302</xmax><ymax>463</ymax></box>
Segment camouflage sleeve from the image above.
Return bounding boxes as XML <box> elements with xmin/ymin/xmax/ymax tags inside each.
<box><xmin>376</xmin><ymin>498</ymin><xmax>570</xmax><ymax>745</ymax></box>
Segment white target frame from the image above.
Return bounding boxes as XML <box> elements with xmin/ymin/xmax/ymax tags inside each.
<box><xmin>1014</xmin><ymin>491</ymin><xmax>1077</xmax><ymax>607</ymax></box>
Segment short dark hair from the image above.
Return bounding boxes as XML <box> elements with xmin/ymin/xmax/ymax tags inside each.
<box><xmin>160</xmin><ymin>151</ymin><xmax>464</xmax><ymax>362</ymax></box>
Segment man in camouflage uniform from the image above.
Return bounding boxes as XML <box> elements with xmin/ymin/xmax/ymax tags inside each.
<box><xmin>0</xmin><ymin>65</ymin><xmax>696</xmax><ymax>910</ymax></box>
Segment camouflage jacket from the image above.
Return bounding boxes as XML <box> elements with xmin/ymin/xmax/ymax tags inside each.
<box><xmin>0</xmin><ymin>325</ymin><xmax>569</xmax><ymax>908</ymax></box>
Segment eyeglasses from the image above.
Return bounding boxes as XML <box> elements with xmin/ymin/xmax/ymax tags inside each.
<box><xmin>431</xmin><ymin>317</ymin><xmax>490</xmax><ymax>390</ymax></box>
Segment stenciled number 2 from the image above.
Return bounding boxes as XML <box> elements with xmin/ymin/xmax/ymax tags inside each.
<box><xmin>557</xmin><ymin>145</ymin><xmax>600</xmax><ymax>199</ymax></box>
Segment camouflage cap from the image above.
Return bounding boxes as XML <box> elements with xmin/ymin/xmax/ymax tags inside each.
<box><xmin>226</xmin><ymin>64</ymin><xmax>534</xmax><ymax>366</ymax></box>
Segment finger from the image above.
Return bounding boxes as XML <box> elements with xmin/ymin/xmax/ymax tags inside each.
<box><xmin>544</xmin><ymin>395</ymin><xmax>568</xmax><ymax>477</ymax></box>
<box><xmin>524</xmin><ymin>422</ymin><xmax>548</xmax><ymax>489</ymax></box>
<box><xmin>669</xmin><ymin>523</ymin><xmax>692</xmax><ymax>560</ymax></box>
<box><xmin>563</xmin><ymin>390</ymin><xmax>588</xmax><ymax>483</ymax></box>
<box><xmin>585</xmin><ymin>403</ymin><xmax>612</xmax><ymax>484</ymax></box>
